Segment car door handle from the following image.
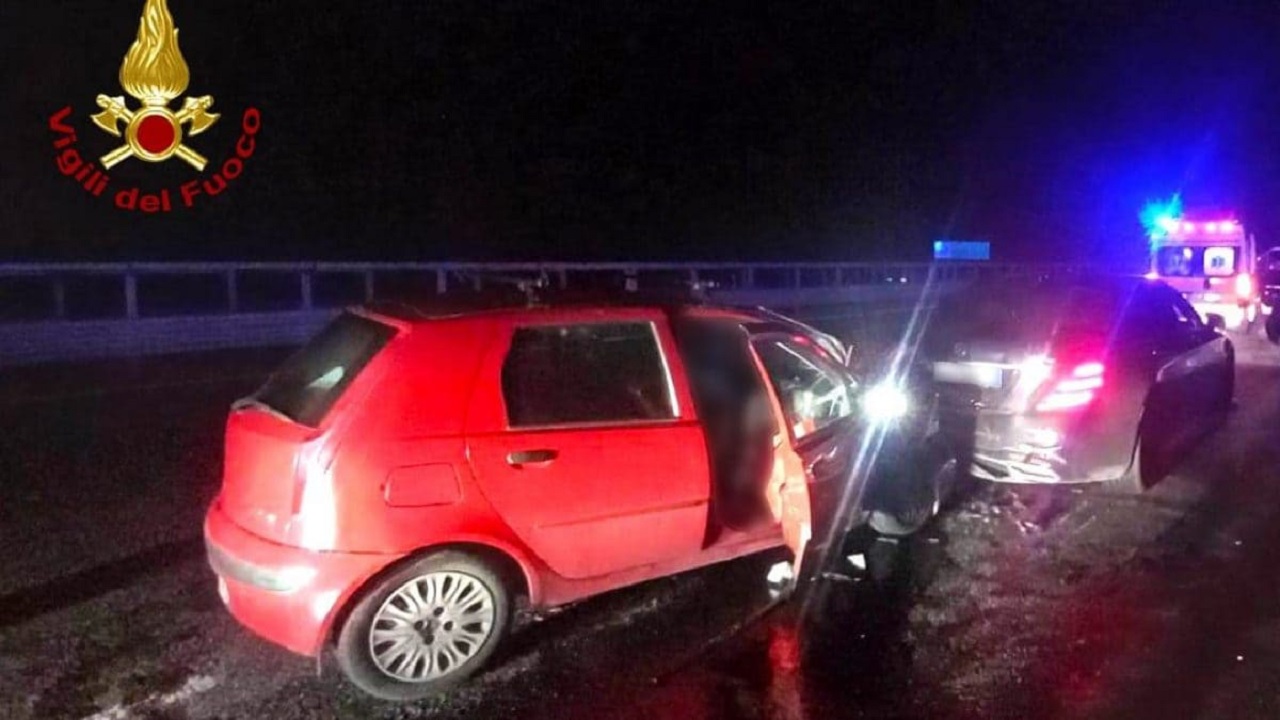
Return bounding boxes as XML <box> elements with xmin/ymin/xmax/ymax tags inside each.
<box><xmin>506</xmin><ymin>449</ymin><xmax>559</xmax><ymax>467</ymax></box>
<box><xmin>805</xmin><ymin>447</ymin><xmax>840</xmax><ymax>477</ymax></box>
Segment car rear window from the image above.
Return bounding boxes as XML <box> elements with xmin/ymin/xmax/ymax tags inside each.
<box><xmin>248</xmin><ymin>312</ymin><xmax>396</xmax><ymax>426</ymax></box>
<box><xmin>927</xmin><ymin>284</ymin><xmax>1122</xmax><ymax>350</ymax></box>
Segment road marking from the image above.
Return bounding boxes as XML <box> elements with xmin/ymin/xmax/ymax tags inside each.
<box><xmin>80</xmin><ymin>674</ymin><xmax>218</xmax><ymax>720</ymax></box>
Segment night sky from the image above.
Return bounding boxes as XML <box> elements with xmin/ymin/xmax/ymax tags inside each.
<box><xmin>2</xmin><ymin>0</ymin><xmax>1277</xmax><ymax>264</ymax></box>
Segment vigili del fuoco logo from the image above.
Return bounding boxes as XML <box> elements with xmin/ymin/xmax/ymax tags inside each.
<box><xmin>47</xmin><ymin>0</ymin><xmax>261</xmax><ymax>213</ymax></box>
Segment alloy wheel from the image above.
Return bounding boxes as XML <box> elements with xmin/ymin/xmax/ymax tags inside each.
<box><xmin>368</xmin><ymin>571</ymin><xmax>496</xmax><ymax>682</ymax></box>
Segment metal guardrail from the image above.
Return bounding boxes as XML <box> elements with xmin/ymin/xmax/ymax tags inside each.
<box><xmin>0</xmin><ymin>261</ymin><xmax>1094</xmax><ymax>366</ymax></box>
<box><xmin>0</xmin><ymin>261</ymin><xmax>1092</xmax><ymax>321</ymax></box>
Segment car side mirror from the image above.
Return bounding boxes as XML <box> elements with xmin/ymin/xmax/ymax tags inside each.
<box><xmin>1205</xmin><ymin>313</ymin><xmax>1227</xmax><ymax>332</ymax></box>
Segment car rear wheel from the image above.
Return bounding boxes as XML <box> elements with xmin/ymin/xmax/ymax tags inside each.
<box><xmin>335</xmin><ymin>551</ymin><xmax>511</xmax><ymax>701</ymax></box>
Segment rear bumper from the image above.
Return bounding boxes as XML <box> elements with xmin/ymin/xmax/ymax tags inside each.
<box><xmin>945</xmin><ymin>412</ymin><xmax>1124</xmax><ymax>485</ymax></box>
<box><xmin>969</xmin><ymin>450</ymin><xmax>1097</xmax><ymax>485</ymax></box>
<box><xmin>203</xmin><ymin>499</ymin><xmax>396</xmax><ymax>656</ymax></box>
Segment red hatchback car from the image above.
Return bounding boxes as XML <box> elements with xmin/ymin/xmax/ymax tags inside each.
<box><xmin>205</xmin><ymin>300</ymin><xmax>874</xmax><ymax>700</ymax></box>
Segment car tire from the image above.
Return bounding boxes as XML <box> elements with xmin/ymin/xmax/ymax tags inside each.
<box><xmin>335</xmin><ymin>551</ymin><xmax>512</xmax><ymax>701</ymax></box>
<box><xmin>869</xmin><ymin>443</ymin><xmax>954</xmax><ymax>538</ymax></box>
<box><xmin>1267</xmin><ymin>311</ymin><xmax>1280</xmax><ymax>344</ymax></box>
<box><xmin>1107</xmin><ymin>431</ymin><xmax>1147</xmax><ymax>494</ymax></box>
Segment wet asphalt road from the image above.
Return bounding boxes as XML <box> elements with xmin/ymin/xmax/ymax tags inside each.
<box><xmin>1</xmin><ymin>336</ymin><xmax>1279</xmax><ymax>720</ymax></box>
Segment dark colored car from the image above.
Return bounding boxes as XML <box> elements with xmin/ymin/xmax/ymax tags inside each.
<box><xmin>1261</xmin><ymin>248</ymin><xmax>1280</xmax><ymax>307</ymax></box>
<box><xmin>1262</xmin><ymin>248</ymin><xmax>1280</xmax><ymax>342</ymax></box>
<box><xmin>925</xmin><ymin>276</ymin><xmax>1234</xmax><ymax>491</ymax></box>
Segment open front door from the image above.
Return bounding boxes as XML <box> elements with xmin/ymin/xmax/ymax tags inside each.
<box><xmin>765</xmin><ymin>429</ymin><xmax>812</xmax><ymax>576</ymax></box>
<box><xmin>744</xmin><ymin>325</ymin><xmax>861</xmax><ymax>580</ymax></box>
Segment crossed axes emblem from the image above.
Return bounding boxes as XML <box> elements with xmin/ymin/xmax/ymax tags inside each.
<box><xmin>91</xmin><ymin>94</ymin><xmax>219</xmax><ymax>171</ymax></box>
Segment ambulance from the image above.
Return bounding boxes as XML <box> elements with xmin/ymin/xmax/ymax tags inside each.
<box><xmin>1147</xmin><ymin>215</ymin><xmax>1261</xmax><ymax>330</ymax></box>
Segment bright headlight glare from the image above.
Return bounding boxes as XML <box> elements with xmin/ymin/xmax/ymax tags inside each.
<box><xmin>861</xmin><ymin>383</ymin><xmax>910</xmax><ymax>421</ymax></box>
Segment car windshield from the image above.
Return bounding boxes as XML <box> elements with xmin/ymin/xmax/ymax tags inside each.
<box><xmin>246</xmin><ymin>312</ymin><xmax>396</xmax><ymax>427</ymax></box>
<box><xmin>1155</xmin><ymin>246</ymin><xmax>1240</xmax><ymax>277</ymax></box>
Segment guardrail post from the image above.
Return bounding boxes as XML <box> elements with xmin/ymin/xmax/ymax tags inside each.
<box><xmin>226</xmin><ymin>270</ymin><xmax>238</xmax><ymax>313</ymax></box>
<box><xmin>793</xmin><ymin>267</ymin><xmax>802</xmax><ymax>288</ymax></box>
<box><xmin>124</xmin><ymin>273</ymin><xmax>138</xmax><ymax>319</ymax></box>
<box><xmin>687</xmin><ymin>268</ymin><xmax>699</xmax><ymax>286</ymax></box>
<box><xmin>364</xmin><ymin>270</ymin><xmax>375</xmax><ymax>301</ymax></box>
<box><xmin>436</xmin><ymin>269</ymin><xmax>447</xmax><ymax>294</ymax></box>
<box><xmin>300</xmin><ymin>272</ymin><xmax>313</xmax><ymax>310</ymax></box>
<box><xmin>743</xmin><ymin>267</ymin><xmax>754</xmax><ymax>289</ymax></box>
<box><xmin>557</xmin><ymin>269</ymin><xmax>568</xmax><ymax>290</ymax></box>
<box><xmin>52</xmin><ymin>278</ymin><xmax>66</xmax><ymax>319</ymax></box>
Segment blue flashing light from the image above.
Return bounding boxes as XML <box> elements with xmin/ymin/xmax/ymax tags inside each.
<box><xmin>1141</xmin><ymin>194</ymin><xmax>1183</xmax><ymax>241</ymax></box>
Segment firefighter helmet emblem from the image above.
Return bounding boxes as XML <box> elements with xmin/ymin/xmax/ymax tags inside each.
<box><xmin>90</xmin><ymin>0</ymin><xmax>219</xmax><ymax>171</ymax></box>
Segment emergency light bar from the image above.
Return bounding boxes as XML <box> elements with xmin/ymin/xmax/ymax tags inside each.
<box><xmin>1158</xmin><ymin>217</ymin><xmax>1240</xmax><ymax>235</ymax></box>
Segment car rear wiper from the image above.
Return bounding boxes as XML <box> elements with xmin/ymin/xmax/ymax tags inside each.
<box><xmin>230</xmin><ymin>396</ymin><xmax>296</xmax><ymax>423</ymax></box>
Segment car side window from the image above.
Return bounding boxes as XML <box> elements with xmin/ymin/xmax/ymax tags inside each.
<box><xmin>1119</xmin><ymin>287</ymin><xmax>1199</xmax><ymax>349</ymax></box>
<box><xmin>1168</xmin><ymin>292</ymin><xmax>1204</xmax><ymax>331</ymax></box>
<box><xmin>501</xmin><ymin>321</ymin><xmax>676</xmax><ymax>427</ymax></box>
<box><xmin>751</xmin><ymin>336</ymin><xmax>854</xmax><ymax>441</ymax></box>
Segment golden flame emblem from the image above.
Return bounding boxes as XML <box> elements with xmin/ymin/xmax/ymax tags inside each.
<box><xmin>120</xmin><ymin>0</ymin><xmax>190</xmax><ymax>106</ymax></box>
<box><xmin>91</xmin><ymin>0</ymin><xmax>219</xmax><ymax>170</ymax></box>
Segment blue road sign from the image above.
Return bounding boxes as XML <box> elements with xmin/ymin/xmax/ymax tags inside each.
<box><xmin>933</xmin><ymin>240</ymin><xmax>990</xmax><ymax>261</ymax></box>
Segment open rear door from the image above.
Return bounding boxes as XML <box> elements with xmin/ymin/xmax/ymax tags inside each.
<box><xmin>743</xmin><ymin>324</ymin><xmax>861</xmax><ymax>581</ymax></box>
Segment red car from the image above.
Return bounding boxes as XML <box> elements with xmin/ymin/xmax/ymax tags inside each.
<box><xmin>204</xmin><ymin>300</ymin><xmax>901</xmax><ymax>700</ymax></box>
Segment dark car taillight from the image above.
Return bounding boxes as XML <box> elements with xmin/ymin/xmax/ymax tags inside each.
<box><xmin>1033</xmin><ymin>361</ymin><xmax>1105</xmax><ymax>413</ymax></box>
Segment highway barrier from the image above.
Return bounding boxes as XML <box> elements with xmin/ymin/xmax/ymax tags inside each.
<box><xmin>0</xmin><ymin>261</ymin><xmax>1092</xmax><ymax>366</ymax></box>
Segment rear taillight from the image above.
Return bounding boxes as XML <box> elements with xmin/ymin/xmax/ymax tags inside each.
<box><xmin>1034</xmin><ymin>361</ymin><xmax>1105</xmax><ymax>413</ymax></box>
<box><xmin>1235</xmin><ymin>273</ymin><xmax>1254</xmax><ymax>298</ymax></box>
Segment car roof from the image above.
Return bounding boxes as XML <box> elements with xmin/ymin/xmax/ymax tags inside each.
<box><xmin>356</xmin><ymin>290</ymin><xmax>768</xmax><ymax>326</ymax></box>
